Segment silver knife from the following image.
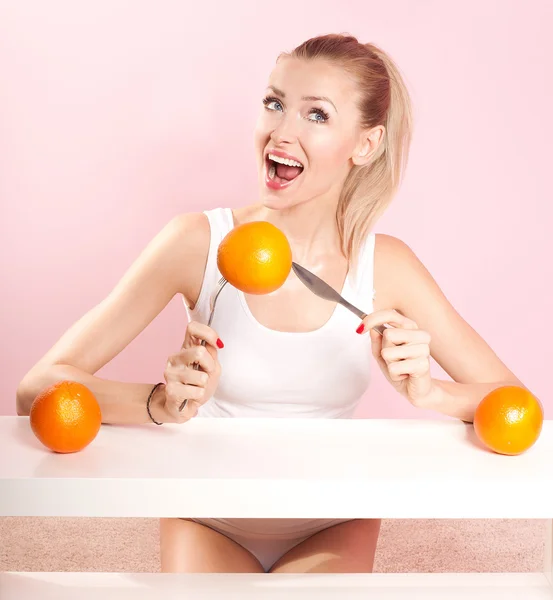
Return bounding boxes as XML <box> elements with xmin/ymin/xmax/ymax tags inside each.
<box><xmin>292</xmin><ymin>262</ymin><xmax>387</xmax><ymax>336</ymax></box>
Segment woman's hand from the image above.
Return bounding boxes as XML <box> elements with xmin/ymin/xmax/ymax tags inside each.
<box><xmin>158</xmin><ymin>321</ymin><xmax>223</xmax><ymax>423</ymax></box>
<box><xmin>357</xmin><ymin>309</ymin><xmax>435</xmax><ymax>407</ymax></box>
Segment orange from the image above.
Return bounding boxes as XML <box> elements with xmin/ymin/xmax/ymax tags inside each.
<box><xmin>217</xmin><ymin>221</ymin><xmax>292</xmax><ymax>294</ymax></box>
<box><xmin>29</xmin><ymin>381</ymin><xmax>102</xmax><ymax>453</ymax></box>
<box><xmin>473</xmin><ymin>385</ymin><xmax>543</xmax><ymax>455</ymax></box>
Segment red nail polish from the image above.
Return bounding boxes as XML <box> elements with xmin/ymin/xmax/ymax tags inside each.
<box><xmin>216</xmin><ymin>338</ymin><xmax>224</xmax><ymax>349</ymax></box>
<box><xmin>356</xmin><ymin>323</ymin><xmax>365</xmax><ymax>334</ymax></box>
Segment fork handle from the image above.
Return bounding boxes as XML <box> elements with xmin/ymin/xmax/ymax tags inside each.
<box><xmin>193</xmin><ymin>301</ymin><xmax>216</xmax><ymax>362</ymax></box>
<box><xmin>177</xmin><ymin>339</ymin><xmax>207</xmax><ymax>412</ymax></box>
<box><xmin>179</xmin><ymin>296</ymin><xmax>217</xmax><ymax>413</ymax></box>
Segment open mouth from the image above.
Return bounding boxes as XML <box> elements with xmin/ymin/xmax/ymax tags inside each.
<box><xmin>265</xmin><ymin>153</ymin><xmax>304</xmax><ymax>190</ymax></box>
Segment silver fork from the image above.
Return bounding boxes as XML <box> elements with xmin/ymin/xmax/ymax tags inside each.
<box><xmin>179</xmin><ymin>276</ymin><xmax>228</xmax><ymax>412</ymax></box>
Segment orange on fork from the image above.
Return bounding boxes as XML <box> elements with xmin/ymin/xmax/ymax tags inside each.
<box><xmin>217</xmin><ymin>221</ymin><xmax>292</xmax><ymax>294</ymax></box>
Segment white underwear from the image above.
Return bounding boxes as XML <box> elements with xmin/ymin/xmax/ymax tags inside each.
<box><xmin>187</xmin><ymin>518</ymin><xmax>352</xmax><ymax>572</ymax></box>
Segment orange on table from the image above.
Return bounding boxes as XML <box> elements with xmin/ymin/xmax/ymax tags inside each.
<box><xmin>473</xmin><ymin>385</ymin><xmax>544</xmax><ymax>455</ymax></box>
<box><xmin>217</xmin><ymin>221</ymin><xmax>292</xmax><ymax>294</ymax></box>
<box><xmin>29</xmin><ymin>380</ymin><xmax>102</xmax><ymax>453</ymax></box>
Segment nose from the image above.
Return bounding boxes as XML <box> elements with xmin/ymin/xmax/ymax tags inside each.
<box><xmin>270</xmin><ymin>113</ymin><xmax>298</xmax><ymax>146</ymax></box>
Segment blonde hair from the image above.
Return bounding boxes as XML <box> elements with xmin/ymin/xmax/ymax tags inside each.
<box><xmin>281</xmin><ymin>34</ymin><xmax>413</xmax><ymax>269</ymax></box>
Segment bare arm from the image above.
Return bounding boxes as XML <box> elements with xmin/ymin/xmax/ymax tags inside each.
<box><xmin>16</xmin><ymin>212</ymin><xmax>211</xmax><ymax>424</ymax></box>
<box><xmin>374</xmin><ymin>234</ymin><xmax>526</xmax><ymax>421</ymax></box>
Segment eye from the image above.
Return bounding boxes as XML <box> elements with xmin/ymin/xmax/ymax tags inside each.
<box><xmin>262</xmin><ymin>96</ymin><xmax>283</xmax><ymax>112</ymax></box>
<box><xmin>307</xmin><ymin>107</ymin><xmax>330</xmax><ymax>124</ymax></box>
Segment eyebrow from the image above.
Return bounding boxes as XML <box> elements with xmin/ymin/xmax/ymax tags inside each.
<box><xmin>268</xmin><ymin>85</ymin><xmax>338</xmax><ymax>112</ymax></box>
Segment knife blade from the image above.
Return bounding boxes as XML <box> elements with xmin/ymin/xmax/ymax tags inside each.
<box><xmin>291</xmin><ymin>262</ymin><xmax>386</xmax><ymax>336</ymax></box>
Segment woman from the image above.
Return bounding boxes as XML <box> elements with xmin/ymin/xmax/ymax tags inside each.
<box><xmin>16</xmin><ymin>34</ymin><xmax>524</xmax><ymax>574</ymax></box>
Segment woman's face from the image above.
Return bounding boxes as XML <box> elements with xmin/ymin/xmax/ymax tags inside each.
<box><xmin>254</xmin><ymin>57</ymin><xmax>374</xmax><ymax>211</ymax></box>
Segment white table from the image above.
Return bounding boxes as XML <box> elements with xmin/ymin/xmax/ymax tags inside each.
<box><xmin>1</xmin><ymin>416</ymin><xmax>552</xmax><ymax>598</ymax></box>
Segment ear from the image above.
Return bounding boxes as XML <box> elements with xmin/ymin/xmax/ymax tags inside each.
<box><xmin>352</xmin><ymin>125</ymin><xmax>385</xmax><ymax>167</ymax></box>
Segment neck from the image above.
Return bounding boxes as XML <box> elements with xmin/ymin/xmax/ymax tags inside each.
<box><xmin>259</xmin><ymin>196</ymin><xmax>344</xmax><ymax>265</ymax></box>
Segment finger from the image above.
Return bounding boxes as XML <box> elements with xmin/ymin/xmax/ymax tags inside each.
<box><xmin>168</xmin><ymin>345</ymin><xmax>216</xmax><ymax>373</ymax></box>
<box><xmin>161</xmin><ymin>387</ymin><xmax>202</xmax><ymax>422</ymax></box>
<box><xmin>388</xmin><ymin>357</ymin><xmax>430</xmax><ymax>381</ymax></box>
<box><xmin>357</xmin><ymin>309</ymin><xmax>417</xmax><ymax>335</ymax></box>
<box><xmin>380</xmin><ymin>343</ymin><xmax>430</xmax><ymax>364</ymax></box>
<box><xmin>165</xmin><ymin>381</ymin><xmax>206</xmax><ymax>407</ymax></box>
<box><xmin>190</xmin><ymin>345</ymin><xmax>216</xmax><ymax>373</ymax></box>
<box><xmin>203</xmin><ymin>342</ymin><xmax>219</xmax><ymax>363</ymax></box>
<box><xmin>166</xmin><ymin>365</ymin><xmax>209</xmax><ymax>388</ymax></box>
<box><xmin>381</xmin><ymin>328</ymin><xmax>431</xmax><ymax>348</ymax></box>
<box><xmin>179</xmin><ymin>399</ymin><xmax>200</xmax><ymax>419</ymax></box>
<box><xmin>165</xmin><ymin>397</ymin><xmax>198</xmax><ymax>422</ymax></box>
<box><xmin>177</xmin><ymin>393</ymin><xmax>205</xmax><ymax>418</ymax></box>
<box><xmin>370</xmin><ymin>328</ymin><xmax>384</xmax><ymax>361</ymax></box>
<box><xmin>370</xmin><ymin>328</ymin><xmax>389</xmax><ymax>374</ymax></box>
<box><xmin>182</xmin><ymin>321</ymin><xmax>223</xmax><ymax>350</ymax></box>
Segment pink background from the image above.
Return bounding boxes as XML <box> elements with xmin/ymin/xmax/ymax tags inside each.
<box><xmin>1</xmin><ymin>1</ymin><xmax>551</xmax><ymax>418</ymax></box>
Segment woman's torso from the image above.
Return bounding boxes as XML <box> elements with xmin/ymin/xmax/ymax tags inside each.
<box><xmin>184</xmin><ymin>207</ymin><xmax>377</xmax><ymax>419</ymax></box>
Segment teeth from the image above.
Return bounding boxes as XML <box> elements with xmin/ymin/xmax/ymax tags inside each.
<box><xmin>268</xmin><ymin>153</ymin><xmax>303</xmax><ymax>168</ymax></box>
<box><xmin>269</xmin><ymin>165</ymin><xmax>276</xmax><ymax>179</ymax></box>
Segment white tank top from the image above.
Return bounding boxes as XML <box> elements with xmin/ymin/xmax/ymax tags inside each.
<box><xmin>185</xmin><ymin>208</ymin><xmax>376</xmax><ymax>419</ymax></box>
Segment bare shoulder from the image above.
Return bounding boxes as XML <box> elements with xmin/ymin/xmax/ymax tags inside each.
<box><xmin>373</xmin><ymin>233</ymin><xmax>519</xmax><ymax>385</ymax></box>
<box><xmin>163</xmin><ymin>211</ymin><xmax>210</xmax><ymax>249</ymax></box>
<box><xmin>373</xmin><ymin>233</ymin><xmax>426</xmax><ymax>310</ymax></box>
<box><xmin>162</xmin><ymin>212</ymin><xmax>211</xmax><ymax>307</ymax></box>
<box><xmin>374</xmin><ymin>232</ymin><xmax>419</xmax><ymax>263</ymax></box>
<box><xmin>374</xmin><ymin>231</ymin><xmax>463</xmax><ymax>323</ymax></box>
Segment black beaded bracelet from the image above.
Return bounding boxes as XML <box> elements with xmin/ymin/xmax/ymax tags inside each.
<box><xmin>147</xmin><ymin>382</ymin><xmax>164</xmax><ymax>425</ymax></box>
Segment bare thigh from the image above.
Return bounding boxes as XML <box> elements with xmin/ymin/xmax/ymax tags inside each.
<box><xmin>159</xmin><ymin>518</ymin><xmax>264</xmax><ymax>573</ymax></box>
<box><xmin>269</xmin><ymin>518</ymin><xmax>382</xmax><ymax>573</ymax></box>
